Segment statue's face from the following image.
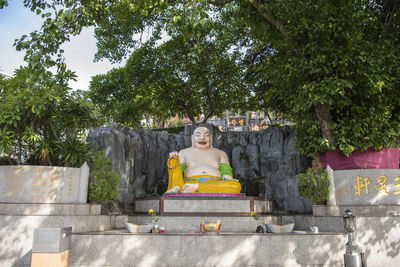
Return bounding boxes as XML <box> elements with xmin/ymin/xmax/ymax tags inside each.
<box><xmin>192</xmin><ymin>127</ymin><xmax>212</xmax><ymax>149</ymax></box>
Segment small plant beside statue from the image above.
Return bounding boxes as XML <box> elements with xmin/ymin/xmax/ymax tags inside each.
<box><xmin>297</xmin><ymin>158</ymin><xmax>330</xmax><ymax>205</ymax></box>
<box><xmin>88</xmin><ymin>152</ymin><xmax>120</xmax><ymax>203</ymax></box>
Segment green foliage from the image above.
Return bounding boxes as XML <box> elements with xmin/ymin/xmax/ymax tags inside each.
<box><xmin>89</xmin><ymin>30</ymin><xmax>246</xmax><ymax>125</ymax></box>
<box><xmin>0</xmin><ymin>67</ymin><xmax>103</xmax><ymax>166</ymax></box>
<box><xmin>0</xmin><ymin>0</ymin><xmax>8</xmax><ymax>9</ymax></box>
<box><xmin>237</xmin><ymin>1</ymin><xmax>400</xmax><ymax>156</ymax></box>
<box><xmin>297</xmin><ymin>159</ymin><xmax>330</xmax><ymax>205</ymax></box>
<box><xmin>3</xmin><ymin>0</ymin><xmax>400</xmax><ymax>157</ymax></box>
<box><xmin>89</xmin><ymin>152</ymin><xmax>120</xmax><ymax>202</ymax></box>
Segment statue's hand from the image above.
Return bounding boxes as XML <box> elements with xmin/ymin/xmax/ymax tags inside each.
<box><xmin>222</xmin><ymin>174</ymin><xmax>233</xmax><ymax>180</ymax></box>
<box><xmin>169</xmin><ymin>151</ymin><xmax>179</xmax><ymax>159</ymax></box>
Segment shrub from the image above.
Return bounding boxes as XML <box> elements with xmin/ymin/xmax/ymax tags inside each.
<box><xmin>297</xmin><ymin>158</ymin><xmax>330</xmax><ymax>205</ymax></box>
<box><xmin>89</xmin><ymin>152</ymin><xmax>120</xmax><ymax>202</ymax></box>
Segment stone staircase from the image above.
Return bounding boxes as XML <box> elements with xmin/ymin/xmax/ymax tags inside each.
<box><xmin>81</xmin><ymin>197</ymin><xmax>348</xmax><ymax>266</ymax></box>
<box><xmin>2</xmin><ymin>199</ymin><xmax>399</xmax><ymax>266</ymax></box>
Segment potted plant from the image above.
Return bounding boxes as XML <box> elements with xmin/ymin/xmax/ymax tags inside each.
<box><xmin>88</xmin><ymin>152</ymin><xmax>120</xmax><ymax>203</ymax></box>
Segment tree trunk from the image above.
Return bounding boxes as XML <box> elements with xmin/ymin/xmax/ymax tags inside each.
<box><xmin>185</xmin><ymin>109</ymin><xmax>196</xmax><ymax>125</ymax></box>
<box><xmin>17</xmin><ymin>137</ymin><xmax>22</xmax><ymax>165</ymax></box>
<box><xmin>314</xmin><ymin>103</ymin><xmax>336</xmax><ymax>147</ymax></box>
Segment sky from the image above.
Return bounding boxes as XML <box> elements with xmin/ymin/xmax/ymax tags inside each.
<box><xmin>0</xmin><ymin>1</ymin><xmax>122</xmax><ymax>90</ymax></box>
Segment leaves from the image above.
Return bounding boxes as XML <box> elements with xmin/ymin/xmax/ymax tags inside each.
<box><xmin>297</xmin><ymin>158</ymin><xmax>330</xmax><ymax>205</ymax></box>
<box><xmin>0</xmin><ymin>67</ymin><xmax>103</xmax><ymax>166</ymax></box>
<box><xmin>239</xmin><ymin>0</ymin><xmax>400</xmax><ymax>156</ymax></box>
<box><xmin>3</xmin><ymin>0</ymin><xmax>400</xmax><ymax>157</ymax></box>
<box><xmin>89</xmin><ymin>152</ymin><xmax>120</xmax><ymax>202</ymax></box>
<box><xmin>89</xmin><ymin>27</ymin><xmax>246</xmax><ymax>126</ymax></box>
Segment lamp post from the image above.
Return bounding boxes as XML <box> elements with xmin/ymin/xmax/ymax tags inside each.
<box><xmin>343</xmin><ymin>209</ymin><xmax>366</xmax><ymax>267</ymax></box>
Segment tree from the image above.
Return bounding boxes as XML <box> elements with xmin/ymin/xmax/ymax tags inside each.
<box><xmin>0</xmin><ymin>67</ymin><xmax>103</xmax><ymax>166</ymax></box>
<box><xmin>233</xmin><ymin>0</ymin><xmax>400</xmax><ymax>156</ymax></box>
<box><xmin>89</xmin><ymin>30</ymin><xmax>246</xmax><ymax>125</ymax></box>
<box><xmin>3</xmin><ymin>0</ymin><xmax>400</xmax><ymax>156</ymax></box>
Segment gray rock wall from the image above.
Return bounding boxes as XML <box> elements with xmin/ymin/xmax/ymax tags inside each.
<box><xmin>87</xmin><ymin>123</ymin><xmax>311</xmax><ymax>213</ymax></box>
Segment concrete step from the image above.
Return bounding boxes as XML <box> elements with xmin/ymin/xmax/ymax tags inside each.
<box><xmin>0</xmin><ymin>203</ymin><xmax>101</xmax><ymax>215</ymax></box>
<box><xmin>123</xmin><ymin>214</ymin><xmax>346</xmax><ymax>234</ymax></box>
<box><xmin>134</xmin><ymin>196</ymin><xmax>273</xmax><ymax>216</ymax></box>
<box><xmin>68</xmin><ymin>230</ymin><xmax>347</xmax><ymax>267</ymax></box>
<box><xmin>126</xmin><ymin>215</ymin><xmax>293</xmax><ymax>233</ymax></box>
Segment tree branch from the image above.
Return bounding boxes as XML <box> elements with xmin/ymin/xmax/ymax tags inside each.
<box><xmin>252</xmin><ymin>1</ymin><xmax>288</xmax><ymax>38</ymax></box>
<box><xmin>382</xmin><ymin>2</ymin><xmax>398</xmax><ymax>33</ymax></box>
<box><xmin>202</xmin><ymin>88</ymin><xmax>218</xmax><ymax>123</ymax></box>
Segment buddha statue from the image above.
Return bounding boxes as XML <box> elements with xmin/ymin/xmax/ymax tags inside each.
<box><xmin>165</xmin><ymin>126</ymin><xmax>242</xmax><ymax>194</ymax></box>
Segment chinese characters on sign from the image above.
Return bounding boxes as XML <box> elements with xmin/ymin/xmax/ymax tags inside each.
<box><xmin>331</xmin><ymin>169</ymin><xmax>400</xmax><ymax>205</ymax></box>
<box><xmin>0</xmin><ymin>166</ymin><xmax>81</xmax><ymax>203</ymax></box>
<box><xmin>251</xmin><ymin>124</ymin><xmax>269</xmax><ymax>131</ymax></box>
<box><xmin>3</xmin><ymin>166</ymin><xmax>25</xmax><ymax>202</ymax></box>
<box><xmin>395</xmin><ymin>176</ymin><xmax>400</xmax><ymax>195</ymax></box>
<box><xmin>229</xmin><ymin>117</ymin><xmax>246</xmax><ymax>127</ymax></box>
<box><xmin>354</xmin><ymin>175</ymin><xmax>399</xmax><ymax>196</ymax></box>
<box><xmin>31</xmin><ymin>168</ymin><xmax>62</xmax><ymax>201</ymax></box>
<box><xmin>0</xmin><ymin>164</ymin><xmax>89</xmax><ymax>203</ymax></box>
<box><xmin>354</xmin><ymin>176</ymin><xmax>372</xmax><ymax>196</ymax></box>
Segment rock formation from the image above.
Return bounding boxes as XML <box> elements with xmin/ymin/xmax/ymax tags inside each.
<box><xmin>87</xmin><ymin>123</ymin><xmax>311</xmax><ymax>213</ymax></box>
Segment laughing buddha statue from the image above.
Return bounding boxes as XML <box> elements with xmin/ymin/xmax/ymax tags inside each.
<box><xmin>165</xmin><ymin>126</ymin><xmax>242</xmax><ymax>194</ymax></box>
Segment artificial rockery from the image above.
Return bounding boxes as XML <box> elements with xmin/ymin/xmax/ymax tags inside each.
<box><xmin>87</xmin><ymin>124</ymin><xmax>310</xmax><ymax>213</ymax></box>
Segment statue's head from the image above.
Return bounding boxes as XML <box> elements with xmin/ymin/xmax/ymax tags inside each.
<box><xmin>192</xmin><ymin>126</ymin><xmax>212</xmax><ymax>150</ymax></box>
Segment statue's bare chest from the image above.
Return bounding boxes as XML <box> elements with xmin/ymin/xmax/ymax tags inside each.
<box><xmin>184</xmin><ymin>150</ymin><xmax>221</xmax><ymax>168</ymax></box>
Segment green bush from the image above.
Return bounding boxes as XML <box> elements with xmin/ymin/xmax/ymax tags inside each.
<box><xmin>297</xmin><ymin>158</ymin><xmax>330</xmax><ymax>205</ymax></box>
<box><xmin>89</xmin><ymin>152</ymin><xmax>120</xmax><ymax>202</ymax></box>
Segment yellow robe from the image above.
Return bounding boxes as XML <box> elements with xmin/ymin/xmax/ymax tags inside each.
<box><xmin>166</xmin><ymin>157</ymin><xmax>241</xmax><ymax>193</ymax></box>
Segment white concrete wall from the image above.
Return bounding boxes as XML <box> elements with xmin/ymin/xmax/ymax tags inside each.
<box><xmin>0</xmin><ymin>163</ymin><xmax>89</xmax><ymax>204</ymax></box>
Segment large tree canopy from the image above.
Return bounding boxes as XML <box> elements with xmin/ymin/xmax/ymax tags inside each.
<box><xmin>236</xmin><ymin>0</ymin><xmax>400</xmax><ymax>155</ymax></box>
<box><xmin>89</xmin><ymin>27</ymin><xmax>246</xmax><ymax>125</ymax></box>
<box><xmin>2</xmin><ymin>0</ymin><xmax>400</xmax><ymax>157</ymax></box>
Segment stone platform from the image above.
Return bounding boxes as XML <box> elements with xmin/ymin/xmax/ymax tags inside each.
<box><xmin>134</xmin><ymin>196</ymin><xmax>273</xmax><ymax>216</ymax></box>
